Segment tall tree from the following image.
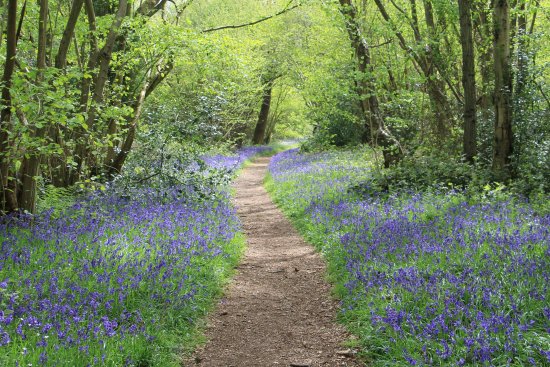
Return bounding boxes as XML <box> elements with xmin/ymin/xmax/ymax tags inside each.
<box><xmin>253</xmin><ymin>78</ymin><xmax>275</xmax><ymax>145</ymax></box>
<box><xmin>472</xmin><ymin>0</ymin><xmax>494</xmax><ymax>122</ymax></box>
<box><xmin>458</xmin><ymin>0</ymin><xmax>477</xmax><ymax>162</ymax></box>
<box><xmin>17</xmin><ymin>0</ymin><xmax>49</xmax><ymax>213</ymax></box>
<box><xmin>492</xmin><ymin>0</ymin><xmax>513</xmax><ymax>179</ymax></box>
<box><xmin>372</xmin><ymin>0</ymin><xmax>455</xmax><ymax>140</ymax></box>
<box><xmin>0</xmin><ymin>0</ymin><xmax>19</xmax><ymax>213</ymax></box>
<box><xmin>339</xmin><ymin>0</ymin><xmax>402</xmax><ymax>167</ymax></box>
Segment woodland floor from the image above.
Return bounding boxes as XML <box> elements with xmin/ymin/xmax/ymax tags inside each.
<box><xmin>184</xmin><ymin>156</ymin><xmax>364</xmax><ymax>367</ymax></box>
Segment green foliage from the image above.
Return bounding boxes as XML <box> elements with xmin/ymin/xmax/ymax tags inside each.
<box><xmin>268</xmin><ymin>149</ymin><xmax>550</xmax><ymax>366</ymax></box>
<box><xmin>350</xmin><ymin>148</ymin><xmax>550</xmax><ymax>213</ymax></box>
<box><xmin>36</xmin><ymin>184</ymin><xmax>79</xmax><ymax>216</ymax></box>
<box><xmin>306</xmin><ymin>95</ymin><xmax>364</xmax><ymax>149</ymax></box>
<box><xmin>354</xmin><ymin>153</ymin><xmax>491</xmax><ymax>194</ymax></box>
<box><xmin>1</xmin><ymin>0</ymin><xmax>549</xmax><ymax>213</ymax></box>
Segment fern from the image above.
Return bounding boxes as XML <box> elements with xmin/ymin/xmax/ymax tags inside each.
<box><xmin>36</xmin><ymin>184</ymin><xmax>78</xmax><ymax>216</ymax></box>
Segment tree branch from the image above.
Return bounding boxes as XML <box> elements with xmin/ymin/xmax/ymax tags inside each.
<box><xmin>202</xmin><ymin>1</ymin><xmax>300</xmax><ymax>33</ymax></box>
<box><xmin>371</xmin><ymin>39</ymin><xmax>393</xmax><ymax>48</ymax></box>
<box><xmin>15</xmin><ymin>0</ymin><xmax>26</xmax><ymax>44</ymax></box>
<box><xmin>55</xmin><ymin>0</ymin><xmax>84</xmax><ymax>69</ymax></box>
<box><xmin>136</xmin><ymin>0</ymin><xmax>169</xmax><ymax>17</ymax></box>
<box><xmin>171</xmin><ymin>0</ymin><xmax>194</xmax><ymax>25</ymax></box>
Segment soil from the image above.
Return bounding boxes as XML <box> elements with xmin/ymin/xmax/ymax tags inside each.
<box><xmin>184</xmin><ymin>156</ymin><xmax>364</xmax><ymax>367</ymax></box>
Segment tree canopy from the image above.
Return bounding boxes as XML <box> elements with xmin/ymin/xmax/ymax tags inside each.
<box><xmin>0</xmin><ymin>0</ymin><xmax>549</xmax><ymax>214</ymax></box>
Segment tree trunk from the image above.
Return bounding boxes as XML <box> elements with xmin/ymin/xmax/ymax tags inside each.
<box><xmin>107</xmin><ymin>62</ymin><xmax>171</xmax><ymax>176</ymax></box>
<box><xmin>458</xmin><ymin>0</ymin><xmax>477</xmax><ymax>162</ymax></box>
<box><xmin>492</xmin><ymin>0</ymin><xmax>513</xmax><ymax>180</ymax></box>
<box><xmin>108</xmin><ymin>82</ymin><xmax>149</xmax><ymax>176</ymax></box>
<box><xmin>339</xmin><ymin>0</ymin><xmax>402</xmax><ymax>167</ymax></box>
<box><xmin>0</xmin><ymin>0</ymin><xmax>5</xmax><ymax>48</ymax></box>
<box><xmin>69</xmin><ymin>0</ymin><xmax>127</xmax><ymax>185</ymax></box>
<box><xmin>373</xmin><ymin>0</ymin><xmax>453</xmax><ymax>141</ymax></box>
<box><xmin>515</xmin><ymin>1</ymin><xmax>527</xmax><ymax>97</ymax></box>
<box><xmin>252</xmin><ymin>80</ymin><xmax>274</xmax><ymax>145</ymax></box>
<box><xmin>414</xmin><ymin>0</ymin><xmax>453</xmax><ymax>139</ymax></box>
<box><xmin>472</xmin><ymin>1</ymin><xmax>493</xmax><ymax>127</ymax></box>
<box><xmin>18</xmin><ymin>0</ymin><xmax>48</xmax><ymax>213</ymax></box>
<box><xmin>0</xmin><ymin>0</ymin><xmax>19</xmax><ymax>213</ymax></box>
<box><xmin>87</xmin><ymin>0</ymin><xmax>128</xmax><ymax>135</ymax></box>
<box><xmin>55</xmin><ymin>0</ymin><xmax>84</xmax><ymax>69</ymax></box>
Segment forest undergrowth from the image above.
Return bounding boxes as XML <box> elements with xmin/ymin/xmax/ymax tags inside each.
<box><xmin>0</xmin><ymin>146</ymin><xmax>272</xmax><ymax>366</ymax></box>
<box><xmin>267</xmin><ymin>148</ymin><xmax>550</xmax><ymax>366</ymax></box>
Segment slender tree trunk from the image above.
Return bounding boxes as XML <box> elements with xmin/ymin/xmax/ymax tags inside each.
<box><xmin>515</xmin><ymin>1</ymin><xmax>527</xmax><ymax>97</ymax></box>
<box><xmin>69</xmin><ymin>0</ymin><xmax>127</xmax><ymax>185</ymax></box>
<box><xmin>87</xmin><ymin>0</ymin><xmax>128</xmax><ymax>136</ymax></box>
<box><xmin>422</xmin><ymin>0</ymin><xmax>455</xmax><ymax>139</ymax></box>
<box><xmin>458</xmin><ymin>0</ymin><xmax>477</xmax><ymax>162</ymax></box>
<box><xmin>108</xmin><ymin>82</ymin><xmax>149</xmax><ymax>176</ymax></box>
<box><xmin>263</xmin><ymin>88</ymin><xmax>286</xmax><ymax>144</ymax></box>
<box><xmin>253</xmin><ymin>79</ymin><xmax>273</xmax><ymax>145</ymax></box>
<box><xmin>0</xmin><ymin>0</ymin><xmax>5</xmax><ymax>48</ymax></box>
<box><xmin>492</xmin><ymin>0</ymin><xmax>513</xmax><ymax>180</ymax></box>
<box><xmin>373</xmin><ymin>0</ymin><xmax>452</xmax><ymax>141</ymax></box>
<box><xmin>0</xmin><ymin>0</ymin><xmax>19</xmax><ymax>213</ymax></box>
<box><xmin>107</xmin><ymin>62</ymin><xmax>171</xmax><ymax>176</ymax></box>
<box><xmin>415</xmin><ymin>0</ymin><xmax>455</xmax><ymax>139</ymax></box>
<box><xmin>18</xmin><ymin>0</ymin><xmax>49</xmax><ymax>213</ymax></box>
<box><xmin>339</xmin><ymin>0</ymin><xmax>402</xmax><ymax>167</ymax></box>
<box><xmin>473</xmin><ymin>1</ymin><xmax>493</xmax><ymax>127</ymax></box>
<box><xmin>55</xmin><ymin>0</ymin><xmax>84</xmax><ymax>69</ymax></box>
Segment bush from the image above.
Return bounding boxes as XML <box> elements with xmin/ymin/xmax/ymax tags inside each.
<box><xmin>350</xmin><ymin>153</ymin><xmax>491</xmax><ymax>197</ymax></box>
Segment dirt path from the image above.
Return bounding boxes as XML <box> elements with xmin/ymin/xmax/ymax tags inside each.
<box><xmin>185</xmin><ymin>156</ymin><xmax>363</xmax><ymax>367</ymax></box>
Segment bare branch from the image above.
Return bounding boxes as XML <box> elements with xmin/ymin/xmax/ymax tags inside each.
<box><xmin>202</xmin><ymin>1</ymin><xmax>300</xmax><ymax>33</ymax></box>
<box><xmin>371</xmin><ymin>39</ymin><xmax>393</xmax><ymax>48</ymax></box>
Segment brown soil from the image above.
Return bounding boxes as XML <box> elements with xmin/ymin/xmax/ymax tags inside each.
<box><xmin>184</xmin><ymin>157</ymin><xmax>364</xmax><ymax>367</ymax></box>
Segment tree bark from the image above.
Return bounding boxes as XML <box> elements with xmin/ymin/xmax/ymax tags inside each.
<box><xmin>107</xmin><ymin>62</ymin><xmax>172</xmax><ymax>176</ymax></box>
<box><xmin>458</xmin><ymin>0</ymin><xmax>477</xmax><ymax>162</ymax></box>
<box><xmin>55</xmin><ymin>0</ymin><xmax>84</xmax><ymax>69</ymax></box>
<box><xmin>339</xmin><ymin>0</ymin><xmax>402</xmax><ymax>167</ymax></box>
<box><xmin>18</xmin><ymin>0</ymin><xmax>49</xmax><ymax>213</ymax></box>
<box><xmin>0</xmin><ymin>0</ymin><xmax>5</xmax><ymax>48</ymax></box>
<box><xmin>264</xmin><ymin>88</ymin><xmax>286</xmax><ymax>144</ymax></box>
<box><xmin>0</xmin><ymin>0</ymin><xmax>19</xmax><ymax>213</ymax></box>
<box><xmin>253</xmin><ymin>79</ymin><xmax>274</xmax><ymax>145</ymax></box>
<box><xmin>472</xmin><ymin>1</ymin><xmax>493</xmax><ymax>127</ymax></box>
<box><xmin>492</xmin><ymin>0</ymin><xmax>513</xmax><ymax>180</ymax></box>
<box><xmin>69</xmin><ymin>0</ymin><xmax>127</xmax><ymax>184</ymax></box>
<box><xmin>373</xmin><ymin>0</ymin><xmax>453</xmax><ymax>140</ymax></box>
<box><xmin>515</xmin><ymin>1</ymin><xmax>528</xmax><ymax>97</ymax></box>
<box><xmin>88</xmin><ymin>0</ymin><xmax>128</xmax><ymax>126</ymax></box>
<box><xmin>108</xmin><ymin>81</ymin><xmax>149</xmax><ymax>176</ymax></box>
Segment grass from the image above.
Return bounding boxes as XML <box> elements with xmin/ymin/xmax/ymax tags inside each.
<box><xmin>266</xmin><ymin>148</ymin><xmax>550</xmax><ymax>366</ymax></box>
<box><xmin>0</xmin><ymin>147</ymin><xmax>269</xmax><ymax>366</ymax></box>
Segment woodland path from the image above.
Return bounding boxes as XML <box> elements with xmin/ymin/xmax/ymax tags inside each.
<box><xmin>185</xmin><ymin>156</ymin><xmax>363</xmax><ymax>367</ymax></box>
